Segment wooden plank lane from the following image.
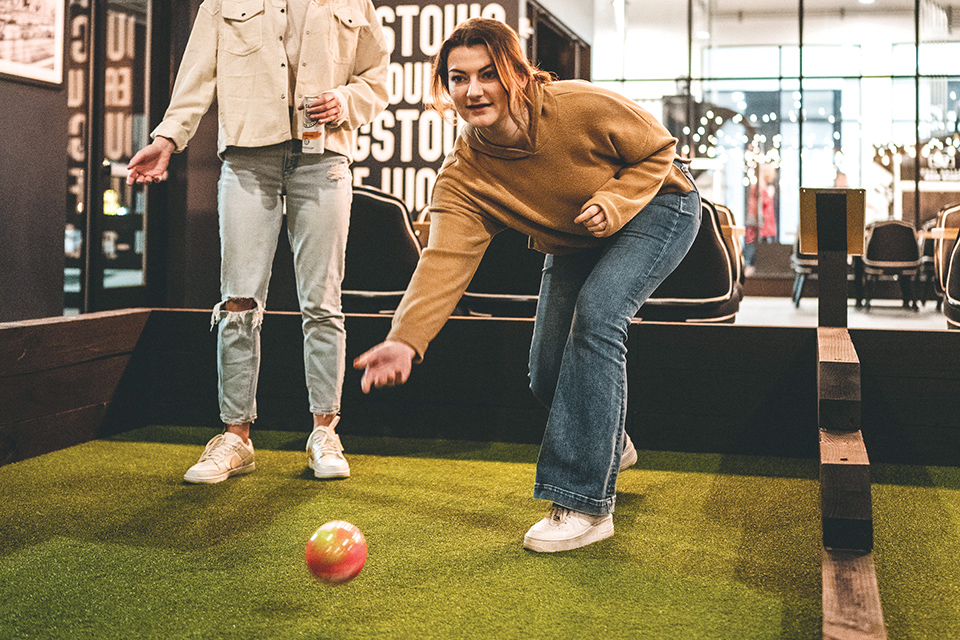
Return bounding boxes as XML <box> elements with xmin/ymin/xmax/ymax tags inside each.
<box><xmin>815</xmin><ymin>316</ymin><xmax>885</xmax><ymax>639</ymax></box>
<box><xmin>822</xmin><ymin>549</ymin><xmax>887</xmax><ymax>640</ymax></box>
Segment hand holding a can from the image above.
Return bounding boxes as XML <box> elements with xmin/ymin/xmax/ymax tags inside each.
<box><xmin>300</xmin><ymin>91</ymin><xmax>341</xmax><ymax>125</ymax></box>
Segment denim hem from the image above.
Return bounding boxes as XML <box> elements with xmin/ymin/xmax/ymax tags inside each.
<box><xmin>219</xmin><ymin>413</ymin><xmax>257</xmax><ymax>425</ymax></box>
<box><xmin>534</xmin><ymin>483</ymin><xmax>616</xmax><ymax>516</ymax></box>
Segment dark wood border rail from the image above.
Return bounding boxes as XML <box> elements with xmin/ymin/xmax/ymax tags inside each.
<box><xmin>2</xmin><ymin>310</ymin><xmax>958</xmax><ymax>466</ymax></box>
<box><xmin>0</xmin><ymin>309</ymin><xmax>151</xmax><ymax>467</ymax></box>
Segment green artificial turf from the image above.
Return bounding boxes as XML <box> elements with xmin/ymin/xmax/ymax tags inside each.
<box><xmin>1</xmin><ymin>427</ymin><xmax>958</xmax><ymax>639</ymax></box>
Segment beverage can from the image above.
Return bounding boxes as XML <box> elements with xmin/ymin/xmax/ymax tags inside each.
<box><xmin>301</xmin><ymin>95</ymin><xmax>325</xmax><ymax>154</ymax></box>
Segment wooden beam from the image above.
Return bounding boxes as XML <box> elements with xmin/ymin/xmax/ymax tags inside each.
<box><xmin>821</xmin><ymin>429</ymin><xmax>872</xmax><ymax>551</ymax></box>
<box><xmin>822</xmin><ymin>549</ymin><xmax>887</xmax><ymax>640</ymax></box>
<box><xmin>0</xmin><ymin>355</ymin><xmax>132</xmax><ymax>426</ymax></box>
<box><xmin>0</xmin><ymin>404</ymin><xmax>108</xmax><ymax>467</ymax></box>
<box><xmin>818</xmin><ymin>250</ymin><xmax>849</xmax><ymax>328</ymax></box>
<box><xmin>0</xmin><ymin>309</ymin><xmax>151</xmax><ymax>466</ymax></box>
<box><xmin>0</xmin><ymin>309</ymin><xmax>150</xmax><ymax>377</ymax></box>
<box><xmin>818</xmin><ymin>327</ymin><xmax>861</xmax><ymax>431</ymax></box>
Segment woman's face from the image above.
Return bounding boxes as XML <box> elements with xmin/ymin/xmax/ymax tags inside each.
<box><xmin>446</xmin><ymin>45</ymin><xmax>513</xmax><ymax>136</ymax></box>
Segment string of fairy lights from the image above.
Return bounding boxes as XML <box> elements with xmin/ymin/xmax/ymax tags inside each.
<box><xmin>677</xmin><ymin>97</ymin><xmax>960</xmax><ymax>186</ymax></box>
<box><xmin>875</xmin><ymin>135</ymin><xmax>960</xmax><ymax>168</ymax></box>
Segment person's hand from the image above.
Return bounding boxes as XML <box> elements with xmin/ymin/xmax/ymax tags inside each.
<box><xmin>300</xmin><ymin>91</ymin><xmax>342</xmax><ymax>125</ymax></box>
<box><xmin>126</xmin><ymin>137</ymin><xmax>175</xmax><ymax>185</ymax></box>
<box><xmin>353</xmin><ymin>340</ymin><xmax>416</xmax><ymax>393</ymax></box>
<box><xmin>575</xmin><ymin>204</ymin><xmax>608</xmax><ymax>237</ymax></box>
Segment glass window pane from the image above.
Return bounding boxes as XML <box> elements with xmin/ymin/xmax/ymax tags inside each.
<box><xmin>803</xmin><ymin>45</ymin><xmax>862</xmax><ymax>77</ymax></box>
<box><xmin>917</xmin><ymin>77</ymin><xmax>960</xmax><ymax>226</ymax></box>
<box><xmin>102</xmin><ymin>2</ymin><xmax>149</xmax><ymax>289</ymax></box>
<box><xmin>919</xmin><ymin>42</ymin><xmax>960</xmax><ymax>75</ymax></box>
<box><xmin>684</xmin><ymin>80</ymin><xmax>800</xmax><ymax>250</ymax></box>
<box><xmin>781</xmin><ymin>46</ymin><xmax>800</xmax><ymax>78</ymax></box>
<box><xmin>920</xmin><ymin>1</ymin><xmax>960</xmax><ymax>75</ymax></box>
<box><xmin>592</xmin><ymin>1</ymin><xmax>687</xmax><ymax>80</ymax></box>
<box><xmin>803</xmin><ymin>1</ymin><xmax>914</xmax><ymax>75</ymax></box>
<box><xmin>891</xmin><ymin>77</ymin><xmax>919</xmax><ymax>128</ymax></box>
<box><xmin>891</xmin><ymin>43</ymin><xmax>917</xmax><ymax>76</ymax></box>
<box><xmin>705</xmin><ymin>46</ymin><xmax>783</xmax><ymax>79</ymax></box>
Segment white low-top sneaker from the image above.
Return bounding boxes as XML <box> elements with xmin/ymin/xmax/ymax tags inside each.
<box><xmin>183</xmin><ymin>432</ymin><xmax>256</xmax><ymax>484</ymax></box>
<box><xmin>306</xmin><ymin>416</ymin><xmax>350</xmax><ymax>479</ymax></box>
<box><xmin>523</xmin><ymin>505</ymin><xmax>614</xmax><ymax>553</ymax></box>
<box><xmin>620</xmin><ymin>432</ymin><xmax>638</xmax><ymax>472</ymax></box>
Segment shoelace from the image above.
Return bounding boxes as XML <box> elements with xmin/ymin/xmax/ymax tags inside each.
<box><xmin>198</xmin><ymin>435</ymin><xmax>239</xmax><ymax>463</ymax></box>
<box><xmin>548</xmin><ymin>506</ymin><xmax>570</xmax><ymax>524</ymax></box>
<box><xmin>314</xmin><ymin>429</ymin><xmax>344</xmax><ymax>457</ymax></box>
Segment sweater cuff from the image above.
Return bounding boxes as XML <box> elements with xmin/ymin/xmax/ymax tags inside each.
<box><xmin>384</xmin><ymin>330</ymin><xmax>426</xmax><ymax>364</ymax></box>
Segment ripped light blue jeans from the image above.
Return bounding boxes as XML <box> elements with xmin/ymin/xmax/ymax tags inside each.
<box><xmin>529</xmin><ymin>180</ymin><xmax>701</xmax><ymax>516</ymax></box>
<box><xmin>213</xmin><ymin>141</ymin><xmax>352</xmax><ymax>425</ymax></box>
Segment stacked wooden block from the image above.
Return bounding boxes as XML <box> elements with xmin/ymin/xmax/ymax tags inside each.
<box><xmin>806</xmin><ymin>188</ymin><xmax>886</xmax><ymax>640</ymax></box>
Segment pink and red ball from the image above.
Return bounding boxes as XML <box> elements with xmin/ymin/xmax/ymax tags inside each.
<box><xmin>305</xmin><ymin>520</ymin><xmax>367</xmax><ymax>584</ymax></box>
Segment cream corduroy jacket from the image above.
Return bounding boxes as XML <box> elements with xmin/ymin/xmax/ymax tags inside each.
<box><xmin>151</xmin><ymin>0</ymin><xmax>389</xmax><ymax>159</ymax></box>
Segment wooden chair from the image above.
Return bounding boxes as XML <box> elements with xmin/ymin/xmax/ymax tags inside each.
<box><xmin>917</xmin><ymin>217</ymin><xmax>940</xmax><ymax>309</ymax></box>
<box><xmin>790</xmin><ymin>238</ymin><xmax>819</xmax><ymax>308</ymax></box>
<box><xmin>714</xmin><ymin>202</ymin><xmax>745</xmax><ymax>286</ymax></box>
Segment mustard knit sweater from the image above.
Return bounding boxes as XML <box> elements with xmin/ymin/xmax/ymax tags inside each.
<box><xmin>387</xmin><ymin>80</ymin><xmax>694</xmax><ymax>359</ymax></box>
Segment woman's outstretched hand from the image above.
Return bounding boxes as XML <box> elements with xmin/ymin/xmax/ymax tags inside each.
<box><xmin>126</xmin><ymin>137</ymin><xmax>175</xmax><ymax>185</ymax></box>
<box><xmin>353</xmin><ymin>340</ymin><xmax>416</xmax><ymax>393</ymax></box>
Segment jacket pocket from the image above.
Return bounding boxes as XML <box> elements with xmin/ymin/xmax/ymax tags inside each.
<box><xmin>332</xmin><ymin>6</ymin><xmax>368</xmax><ymax>64</ymax></box>
<box><xmin>222</xmin><ymin>0</ymin><xmax>264</xmax><ymax>56</ymax></box>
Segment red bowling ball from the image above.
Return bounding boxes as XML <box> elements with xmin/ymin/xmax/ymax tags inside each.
<box><xmin>305</xmin><ymin>520</ymin><xmax>367</xmax><ymax>584</ymax></box>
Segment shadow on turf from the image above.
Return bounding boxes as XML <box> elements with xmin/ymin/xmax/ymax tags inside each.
<box><xmin>109</xmin><ymin>425</ymin><xmax>542</xmax><ymax>464</ymax></box>
<box><xmin>107</xmin><ymin>425</ymin><xmax>960</xmax><ymax>489</ymax></box>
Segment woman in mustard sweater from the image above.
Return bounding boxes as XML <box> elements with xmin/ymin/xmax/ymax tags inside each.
<box><xmin>354</xmin><ymin>18</ymin><xmax>700</xmax><ymax>552</ymax></box>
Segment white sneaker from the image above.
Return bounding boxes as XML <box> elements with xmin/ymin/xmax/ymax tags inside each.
<box><xmin>523</xmin><ymin>505</ymin><xmax>614</xmax><ymax>553</ymax></box>
<box><xmin>620</xmin><ymin>432</ymin><xmax>638</xmax><ymax>472</ymax></box>
<box><xmin>183</xmin><ymin>432</ymin><xmax>256</xmax><ymax>484</ymax></box>
<box><xmin>306</xmin><ymin>416</ymin><xmax>350</xmax><ymax>479</ymax></box>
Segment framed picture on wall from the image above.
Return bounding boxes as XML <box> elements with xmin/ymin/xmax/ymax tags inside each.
<box><xmin>0</xmin><ymin>0</ymin><xmax>64</xmax><ymax>85</ymax></box>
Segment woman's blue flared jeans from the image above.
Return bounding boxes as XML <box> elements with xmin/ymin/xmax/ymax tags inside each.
<box><xmin>529</xmin><ymin>183</ymin><xmax>701</xmax><ymax>515</ymax></box>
